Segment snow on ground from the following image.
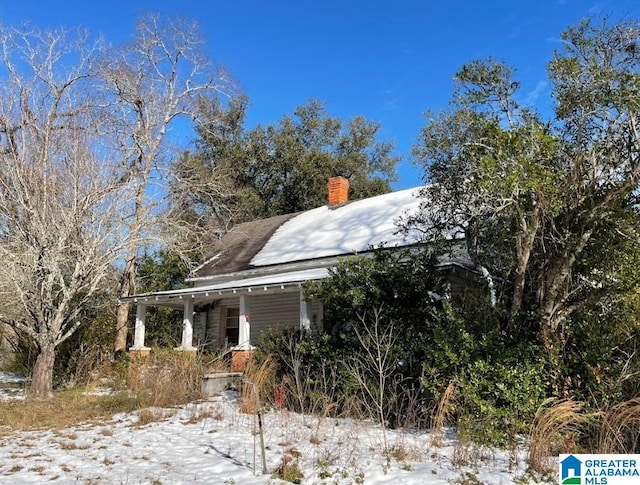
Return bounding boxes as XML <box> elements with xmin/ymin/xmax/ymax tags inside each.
<box><xmin>0</xmin><ymin>390</ymin><xmax>550</xmax><ymax>485</ymax></box>
<box><xmin>0</xmin><ymin>371</ymin><xmax>27</xmax><ymax>401</ymax></box>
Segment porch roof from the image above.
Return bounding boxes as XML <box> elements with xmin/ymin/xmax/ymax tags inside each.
<box><xmin>121</xmin><ymin>267</ymin><xmax>330</xmax><ymax>306</ymax></box>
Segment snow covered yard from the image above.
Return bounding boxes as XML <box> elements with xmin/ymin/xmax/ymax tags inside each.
<box><xmin>0</xmin><ymin>386</ymin><xmax>549</xmax><ymax>485</ymax></box>
<box><xmin>0</xmin><ymin>371</ymin><xmax>26</xmax><ymax>401</ymax></box>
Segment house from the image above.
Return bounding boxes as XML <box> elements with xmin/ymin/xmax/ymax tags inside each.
<box><xmin>120</xmin><ymin>177</ymin><xmax>474</xmax><ymax>369</ymax></box>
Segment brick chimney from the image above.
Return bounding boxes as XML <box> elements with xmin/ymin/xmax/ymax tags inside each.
<box><xmin>327</xmin><ymin>176</ymin><xmax>349</xmax><ymax>206</ymax></box>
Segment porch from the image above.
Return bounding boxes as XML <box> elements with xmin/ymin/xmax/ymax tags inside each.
<box><xmin>122</xmin><ymin>268</ymin><xmax>326</xmax><ymax>368</ymax></box>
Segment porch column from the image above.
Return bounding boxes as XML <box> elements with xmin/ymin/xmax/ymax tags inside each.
<box><xmin>130</xmin><ymin>304</ymin><xmax>150</xmax><ymax>351</ymax></box>
<box><xmin>232</xmin><ymin>294</ymin><xmax>253</xmax><ymax>371</ymax></box>
<box><xmin>300</xmin><ymin>293</ymin><xmax>312</xmax><ymax>333</ymax></box>
<box><xmin>237</xmin><ymin>294</ymin><xmax>252</xmax><ymax>349</ymax></box>
<box><xmin>177</xmin><ymin>299</ymin><xmax>197</xmax><ymax>351</ymax></box>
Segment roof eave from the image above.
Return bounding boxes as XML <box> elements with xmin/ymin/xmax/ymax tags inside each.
<box><xmin>186</xmin><ymin>255</ymin><xmax>342</xmax><ymax>284</ymax></box>
<box><xmin>119</xmin><ymin>279</ymin><xmax>309</xmax><ymax>307</ymax></box>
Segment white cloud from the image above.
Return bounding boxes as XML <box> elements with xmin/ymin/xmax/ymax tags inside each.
<box><xmin>524</xmin><ymin>80</ymin><xmax>549</xmax><ymax>105</ymax></box>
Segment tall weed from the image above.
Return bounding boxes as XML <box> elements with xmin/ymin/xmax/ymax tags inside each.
<box><xmin>528</xmin><ymin>398</ymin><xmax>592</xmax><ymax>474</ymax></box>
<box><xmin>597</xmin><ymin>398</ymin><xmax>640</xmax><ymax>453</ymax></box>
<box><xmin>240</xmin><ymin>354</ymin><xmax>278</xmax><ymax>414</ymax></box>
<box><xmin>125</xmin><ymin>349</ymin><xmax>206</xmax><ymax>407</ymax></box>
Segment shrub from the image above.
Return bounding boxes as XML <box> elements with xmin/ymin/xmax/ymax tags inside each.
<box><xmin>454</xmin><ymin>358</ymin><xmax>546</xmax><ymax>445</ymax></box>
<box><xmin>55</xmin><ymin>312</ymin><xmax>117</xmax><ymax>388</ymax></box>
<box><xmin>422</xmin><ymin>298</ymin><xmax>547</xmax><ymax>446</ymax></box>
<box><xmin>255</xmin><ymin>328</ymin><xmax>353</xmax><ymax>416</ymax></box>
<box><xmin>556</xmin><ymin>295</ymin><xmax>640</xmax><ymax>407</ymax></box>
<box><xmin>272</xmin><ymin>452</ymin><xmax>304</xmax><ymax>484</ymax></box>
<box><xmin>302</xmin><ymin>248</ymin><xmax>448</xmax><ymax>425</ymax></box>
<box><xmin>262</xmin><ymin>247</ymin><xmax>550</xmax><ymax>445</ymax></box>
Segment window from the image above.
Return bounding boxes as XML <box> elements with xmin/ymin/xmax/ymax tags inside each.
<box><xmin>225</xmin><ymin>307</ymin><xmax>239</xmax><ymax>346</ymax></box>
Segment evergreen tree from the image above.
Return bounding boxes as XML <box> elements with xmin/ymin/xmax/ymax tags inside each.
<box><xmin>170</xmin><ymin>98</ymin><xmax>399</xmax><ymax>235</ymax></box>
<box><xmin>407</xmin><ymin>17</ymin><xmax>640</xmax><ymax>393</ymax></box>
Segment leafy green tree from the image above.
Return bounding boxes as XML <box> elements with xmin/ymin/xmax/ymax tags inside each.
<box><xmin>170</xmin><ymin>98</ymin><xmax>399</xmax><ymax>232</ymax></box>
<box><xmin>409</xmin><ymin>18</ymin><xmax>640</xmax><ymax>379</ymax></box>
<box><xmin>137</xmin><ymin>251</ymin><xmax>191</xmax><ymax>294</ymax></box>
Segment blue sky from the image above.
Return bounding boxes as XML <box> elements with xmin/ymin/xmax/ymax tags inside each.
<box><xmin>0</xmin><ymin>0</ymin><xmax>637</xmax><ymax>189</ymax></box>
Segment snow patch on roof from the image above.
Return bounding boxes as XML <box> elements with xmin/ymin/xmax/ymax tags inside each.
<box><xmin>251</xmin><ymin>187</ymin><xmax>425</xmax><ymax>267</ymax></box>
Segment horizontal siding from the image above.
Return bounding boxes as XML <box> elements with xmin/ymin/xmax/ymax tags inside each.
<box><xmin>204</xmin><ymin>308</ymin><xmax>218</xmax><ymax>350</ymax></box>
<box><xmin>200</xmin><ymin>293</ymin><xmax>323</xmax><ymax>349</ymax></box>
<box><xmin>249</xmin><ymin>292</ymin><xmax>300</xmax><ymax>344</ymax></box>
<box><xmin>193</xmin><ymin>312</ymin><xmax>207</xmax><ymax>348</ymax></box>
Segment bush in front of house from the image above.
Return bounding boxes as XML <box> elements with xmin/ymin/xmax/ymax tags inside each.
<box><xmin>259</xmin><ymin>246</ymin><xmax>640</xmax><ymax>449</ymax></box>
<box><xmin>255</xmin><ymin>248</ymin><xmax>546</xmax><ymax>445</ymax></box>
<box><xmin>423</xmin><ymin>299</ymin><xmax>547</xmax><ymax>446</ymax></box>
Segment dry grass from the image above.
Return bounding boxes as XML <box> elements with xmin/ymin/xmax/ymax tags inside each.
<box><xmin>430</xmin><ymin>382</ymin><xmax>456</xmax><ymax>447</ymax></box>
<box><xmin>388</xmin><ymin>442</ymin><xmax>423</xmax><ymax>463</ymax></box>
<box><xmin>58</xmin><ymin>440</ymin><xmax>89</xmax><ymax>450</ymax></box>
<box><xmin>272</xmin><ymin>448</ymin><xmax>304</xmax><ymax>484</ymax></box>
<box><xmin>528</xmin><ymin>397</ymin><xmax>640</xmax><ymax>472</ymax></box>
<box><xmin>597</xmin><ymin>397</ymin><xmax>640</xmax><ymax>453</ymax></box>
<box><xmin>528</xmin><ymin>398</ymin><xmax>592</xmax><ymax>474</ymax></box>
<box><xmin>126</xmin><ymin>349</ymin><xmax>206</xmax><ymax>407</ymax></box>
<box><xmin>240</xmin><ymin>355</ymin><xmax>278</xmax><ymax>414</ymax></box>
<box><xmin>0</xmin><ymin>391</ymin><xmax>137</xmax><ymax>431</ymax></box>
<box><xmin>311</xmin><ymin>402</ymin><xmax>338</xmax><ymax>442</ymax></box>
<box><xmin>134</xmin><ymin>408</ymin><xmax>175</xmax><ymax>427</ymax></box>
<box><xmin>182</xmin><ymin>401</ymin><xmax>225</xmax><ymax>424</ymax></box>
<box><xmin>451</xmin><ymin>434</ymin><xmax>493</xmax><ymax>469</ymax></box>
<box><xmin>0</xmin><ymin>349</ymin><xmax>210</xmax><ymax>432</ymax></box>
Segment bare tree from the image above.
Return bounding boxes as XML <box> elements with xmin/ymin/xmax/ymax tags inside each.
<box><xmin>98</xmin><ymin>13</ymin><xmax>234</xmax><ymax>353</ymax></box>
<box><xmin>0</xmin><ymin>25</ymin><xmax>131</xmax><ymax>397</ymax></box>
<box><xmin>346</xmin><ymin>308</ymin><xmax>398</xmax><ymax>461</ymax></box>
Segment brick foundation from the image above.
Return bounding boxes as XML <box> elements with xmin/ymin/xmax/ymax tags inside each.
<box><xmin>129</xmin><ymin>348</ymin><xmax>151</xmax><ymax>360</ymax></box>
<box><xmin>231</xmin><ymin>349</ymin><xmax>254</xmax><ymax>372</ymax></box>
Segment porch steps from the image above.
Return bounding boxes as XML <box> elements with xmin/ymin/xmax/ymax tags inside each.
<box><xmin>201</xmin><ymin>372</ymin><xmax>243</xmax><ymax>396</ymax></box>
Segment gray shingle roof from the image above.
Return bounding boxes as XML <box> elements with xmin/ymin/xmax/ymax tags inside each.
<box><xmin>191</xmin><ymin>212</ymin><xmax>299</xmax><ymax>278</ymax></box>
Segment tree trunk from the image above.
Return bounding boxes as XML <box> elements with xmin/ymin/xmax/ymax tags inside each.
<box><xmin>114</xmin><ymin>255</ymin><xmax>136</xmax><ymax>354</ymax></box>
<box><xmin>29</xmin><ymin>344</ymin><xmax>56</xmax><ymax>399</ymax></box>
<box><xmin>114</xmin><ymin>302</ymin><xmax>131</xmax><ymax>354</ymax></box>
<box><xmin>510</xmin><ymin>207</ymin><xmax>540</xmax><ymax>321</ymax></box>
